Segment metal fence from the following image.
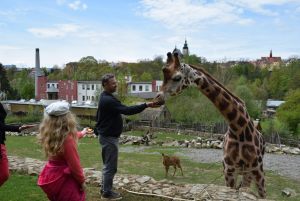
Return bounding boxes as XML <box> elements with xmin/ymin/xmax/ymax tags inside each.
<box><xmin>128</xmin><ymin>120</ymin><xmax>300</xmax><ymax>147</ymax></box>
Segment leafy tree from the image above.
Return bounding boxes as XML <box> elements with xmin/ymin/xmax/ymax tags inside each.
<box><xmin>79</xmin><ymin>56</ymin><xmax>98</xmax><ymax>65</ymax></box>
<box><xmin>0</xmin><ymin>64</ymin><xmax>10</xmax><ymax>93</ymax></box>
<box><xmin>140</xmin><ymin>72</ymin><xmax>152</xmax><ymax>81</ymax></box>
<box><xmin>20</xmin><ymin>81</ymin><xmax>35</xmax><ymax>99</ymax></box>
<box><xmin>232</xmin><ymin>62</ymin><xmax>262</xmax><ymax>81</ymax></box>
<box><xmin>267</xmin><ymin>69</ymin><xmax>289</xmax><ymax>99</ymax></box>
<box><xmin>115</xmin><ymin>72</ymin><xmax>127</xmax><ymax>102</ymax></box>
<box><xmin>41</xmin><ymin>67</ymin><xmax>50</xmax><ymax>76</ymax></box>
<box><xmin>267</xmin><ymin>60</ymin><xmax>300</xmax><ymax>99</ymax></box>
<box><xmin>249</xmin><ymin>78</ymin><xmax>268</xmax><ymax>101</ymax></box>
<box><xmin>261</xmin><ymin>118</ymin><xmax>290</xmax><ymax>140</ymax></box>
<box><xmin>153</xmin><ymin>55</ymin><xmax>163</xmax><ymax>65</ymax></box>
<box><xmin>166</xmin><ymin>87</ymin><xmax>223</xmax><ymax>123</ymax></box>
<box><xmin>0</xmin><ymin>63</ymin><xmax>15</xmax><ymax>99</ymax></box>
<box><xmin>276</xmin><ymin>89</ymin><xmax>300</xmax><ymax>136</ymax></box>
<box><xmin>235</xmin><ymin>85</ymin><xmax>262</xmax><ymax>119</ymax></box>
<box><xmin>183</xmin><ymin>54</ymin><xmax>202</xmax><ymax>65</ymax></box>
<box><xmin>10</xmin><ymin>69</ymin><xmax>34</xmax><ymax>99</ymax></box>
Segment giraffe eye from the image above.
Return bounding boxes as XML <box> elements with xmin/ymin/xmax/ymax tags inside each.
<box><xmin>172</xmin><ymin>75</ymin><xmax>182</xmax><ymax>82</ymax></box>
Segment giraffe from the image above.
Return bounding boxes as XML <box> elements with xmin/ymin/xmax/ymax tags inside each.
<box><xmin>155</xmin><ymin>52</ymin><xmax>266</xmax><ymax>198</ymax></box>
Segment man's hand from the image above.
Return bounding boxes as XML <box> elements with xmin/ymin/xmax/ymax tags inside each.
<box><xmin>19</xmin><ymin>124</ymin><xmax>35</xmax><ymax>131</ymax></box>
<box><xmin>146</xmin><ymin>101</ymin><xmax>162</xmax><ymax>108</ymax></box>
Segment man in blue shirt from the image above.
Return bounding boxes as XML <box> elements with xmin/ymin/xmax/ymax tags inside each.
<box><xmin>95</xmin><ymin>73</ymin><xmax>159</xmax><ymax>200</ymax></box>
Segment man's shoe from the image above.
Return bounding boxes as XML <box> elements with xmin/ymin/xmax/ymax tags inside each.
<box><xmin>101</xmin><ymin>191</ymin><xmax>122</xmax><ymax>200</ymax></box>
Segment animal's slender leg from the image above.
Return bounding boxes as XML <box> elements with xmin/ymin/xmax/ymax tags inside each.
<box><xmin>172</xmin><ymin>165</ymin><xmax>177</xmax><ymax>176</ymax></box>
<box><xmin>178</xmin><ymin>164</ymin><xmax>183</xmax><ymax>176</ymax></box>
<box><xmin>165</xmin><ymin>166</ymin><xmax>169</xmax><ymax>177</ymax></box>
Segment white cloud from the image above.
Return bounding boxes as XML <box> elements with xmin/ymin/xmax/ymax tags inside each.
<box><xmin>139</xmin><ymin>0</ymin><xmax>300</xmax><ymax>30</ymax></box>
<box><xmin>68</xmin><ymin>0</ymin><xmax>87</xmax><ymax>11</ymax></box>
<box><xmin>225</xmin><ymin>0</ymin><xmax>300</xmax><ymax>15</ymax></box>
<box><xmin>139</xmin><ymin>0</ymin><xmax>253</xmax><ymax>31</ymax></box>
<box><xmin>0</xmin><ymin>45</ymin><xmax>22</xmax><ymax>50</ymax></box>
<box><xmin>56</xmin><ymin>0</ymin><xmax>67</xmax><ymax>5</ymax></box>
<box><xmin>27</xmin><ymin>24</ymin><xmax>81</xmax><ymax>38</ymax></box>
<box><xmin>0</xmin><ymin>8</ymin><xmax>28</xmax><ymax>21</ymax></box>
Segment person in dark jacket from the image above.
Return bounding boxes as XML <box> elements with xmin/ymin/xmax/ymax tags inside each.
<box><xmin>0</xmin><ymin>102</ymin><xmax>34</xmax><ymax>186</ymax></box>
<box><xmin>95</xmin><ymin>73</ymin><xmax>160</xmax><ymax>200</ymax></box>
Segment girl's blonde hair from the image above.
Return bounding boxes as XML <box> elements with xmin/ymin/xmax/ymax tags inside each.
<box><xmin>38</xmin><ymin>112</ymin><xmax>78</xmax><ymax>157</ymax></box>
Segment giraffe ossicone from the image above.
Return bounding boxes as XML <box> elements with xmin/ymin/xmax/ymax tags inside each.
<box><xmin>155</xmin><ymin>52</ymin><xmax>266</xmax><ymax>198</ymax></box>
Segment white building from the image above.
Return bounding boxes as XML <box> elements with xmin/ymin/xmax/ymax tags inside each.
<box><xmin>77</xmin><ymin>81</ymin><xmax>102</xmax><ymax>103</ymax></box>
<box><xmin>154</xmin><ymin>80</ymin><xmax>163</xmax><ymax>92</ymax></box>
<box><xmin>128</xmin><ymin>80</ymin><xmax>163</xmax><ymax>93</ymax></box>
<box><xmin>129</xmin><ymin>82</ymin><xmax>152</xmax><ymax>93</ymax></box>
<box><xmin>127</xmin><ymin>80</ymin><xmax>163</xmax><ymax>99</ymax></box>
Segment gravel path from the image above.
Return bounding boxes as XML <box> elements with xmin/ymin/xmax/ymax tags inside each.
<box><xmin>177</xmin><ymin>148</ymin><xmax>300</xmax><ymax>181</ymax></box>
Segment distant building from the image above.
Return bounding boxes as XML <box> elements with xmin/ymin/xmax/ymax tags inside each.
<box><xmin>182</xmin><ymin>39</ymin><xmax>189</xmax><ymax>56</ymax></box>
<box><xmin>127</xmin><ymin>80</ymin><xmax>163</xmax><ymax>100</ymax></box>
<box><xmin>77</xmin><ymin>81</ymin><xmax>102</xmax><ymax>103</ymax></box>
<box><xmin>263</xmin><ymin>99</ymin><xmax>285</xmax><ymax>117</ymax></box>
<box><xmin>172</xmin><ymin>39</ymin><xmax>190</xmax><ymax>57</ymax></box>
<box><xmin>128</xmin><ymin>82</ymin><xmax>152</xmax><ymax>94</ymax></box>
<box><xmin>172</xmin><ymin>45</ymin><xmax>183</xmax><ymax>57</ymax></box>
<box><xmin>37</xmin><ymin>76</ymin><xmax>78</xmax><ymax>102</ymax></box>
<box><xmin>128</xmin><ymin>80</ymin><xmax>162</xmax><ymax>93</ymax></box>
<box><xmin>255</xmin><ymin>50</ymin><xmax>282</xmax><ymax>70</ymax></box>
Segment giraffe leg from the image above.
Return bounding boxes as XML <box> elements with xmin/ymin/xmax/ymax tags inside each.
<box><xmin>239</xmin><ymin>173</ymin><xmax>252</xmax><ymax>188</ymax></box>
<box><xmin>252</xmin><ymin>170</ymin><xmax>266</xmax><ymax>198</ymax></box>
<box><xmin>224</xmin><ymin>170</ymin><xmax>238</xmax><ymax>189</ymax></box>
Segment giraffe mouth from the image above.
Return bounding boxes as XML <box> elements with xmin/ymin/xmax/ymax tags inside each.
<box><xmin>154</xmin><ymin>92</ymin><xmax>166</xmax><ymax>105</ymax></box>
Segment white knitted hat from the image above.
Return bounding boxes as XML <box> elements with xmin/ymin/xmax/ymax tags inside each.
<box><xmin>45</xmin><ymin>101</ymin><xmax>70</xmax><ymax>116</ymax></box>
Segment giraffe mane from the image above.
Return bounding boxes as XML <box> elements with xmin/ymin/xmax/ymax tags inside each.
<box><xmin>188</xmin><ymin>64</ymin><xmax>245</xmax><ymax>106</ymax></box>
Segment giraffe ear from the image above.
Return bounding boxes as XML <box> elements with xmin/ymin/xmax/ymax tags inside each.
<box><xmin>167</xmin><ymin>52</ymin><xmax>173</xmax><ymax>64</ymax></box>
<box><xmin>173</xmin><ymin>52</ymin><xmax>180</xmax><ymax>69</ymax></box>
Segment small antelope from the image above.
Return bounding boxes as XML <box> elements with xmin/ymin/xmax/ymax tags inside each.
<box><xmin>161</xmin><ymin>153</ymin><xmax>183</xmax><ymax>177</ymax></box>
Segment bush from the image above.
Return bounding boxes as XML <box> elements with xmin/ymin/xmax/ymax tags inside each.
<box><xmin>261</xmin><ymin>118</ymin><xmax>290</xmax><ymax>138</ymax></box>
<box><xmin>276</xmin><ymin>89</ymin><xmax>300</xmax><ymax>136</ymax></box>
<box><xmin>5</xmin><ymin>113</ymin><xmax>42</xmax><ymax>124</ymax></box>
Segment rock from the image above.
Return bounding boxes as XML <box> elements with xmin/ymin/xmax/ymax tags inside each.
<box><xmin>153</xmin><ymin>189</ymin><xmax>162</xmax><ymax>195</ymax></box>
<box><xmin>136</xmin><ymin>176</ymin><xmax>151</xmax><ymax>183</ymax></box>
<box><xmin>282</xmin><ymin>187</ymin><xmax>297</xmax><ymax>197</ymax></box>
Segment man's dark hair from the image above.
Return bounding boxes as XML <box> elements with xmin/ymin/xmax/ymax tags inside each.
<box><xmin>101</xmin><ymin>73</ymin><xmax>115</xmax><ymax>87</ymax></box>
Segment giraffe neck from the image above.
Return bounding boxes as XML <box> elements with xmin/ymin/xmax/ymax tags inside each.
<box><xmin>182</xmin><ymin>64</ymin><xmax>250</xmax><ymax>133</ymax></box>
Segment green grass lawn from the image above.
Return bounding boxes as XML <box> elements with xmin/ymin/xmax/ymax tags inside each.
<box><xmin>2</xmin><ymin>135</ymin><xmax>300</xmax><ymax>201</ymax></box>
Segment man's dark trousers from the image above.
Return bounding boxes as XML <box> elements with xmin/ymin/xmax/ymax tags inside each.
<box><xmin>99</xmin><ymin>135</ymin><xmax>119</xmax><ymax>194</ymax></box>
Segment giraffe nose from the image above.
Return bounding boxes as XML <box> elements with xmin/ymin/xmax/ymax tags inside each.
<box><xmin>155</xmin><ymin>92</ymin><xmax>165</xmax><ymax>105</ymax></box>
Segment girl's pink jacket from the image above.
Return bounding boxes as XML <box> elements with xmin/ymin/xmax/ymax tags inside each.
<box><xmin>38</xmin><ymin>132</ymin><xmax>85</xmax><ymax>201</ymax></box>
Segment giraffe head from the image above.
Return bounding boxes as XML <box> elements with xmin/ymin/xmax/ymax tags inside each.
<box><xmin>155</xmin><ymin>52</ymin><xmax>193</xmax><ymax>103</ymax></box>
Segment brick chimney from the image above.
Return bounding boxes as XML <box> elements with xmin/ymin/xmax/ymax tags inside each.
<box><xmin>35</xmin><ymin>48</ymin><xmax>41</xmax><ymax>99</ymax></box>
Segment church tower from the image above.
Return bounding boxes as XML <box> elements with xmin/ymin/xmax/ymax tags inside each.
<box><xmin>182</xmin><ymin>39</ymin><xmax>189</xmax><ymax>56</ymax></box>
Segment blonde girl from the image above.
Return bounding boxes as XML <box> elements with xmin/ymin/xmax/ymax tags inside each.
<box><xmin>37</xmin><ymin>101</ymin><xmax>87</xmax><ymax>201</ymax></box>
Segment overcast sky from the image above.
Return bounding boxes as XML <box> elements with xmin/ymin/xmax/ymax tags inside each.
<box><xmin>1</xmin><ymin>0</ymin><xmax>300</xmax><ymax>67</ymax></box>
